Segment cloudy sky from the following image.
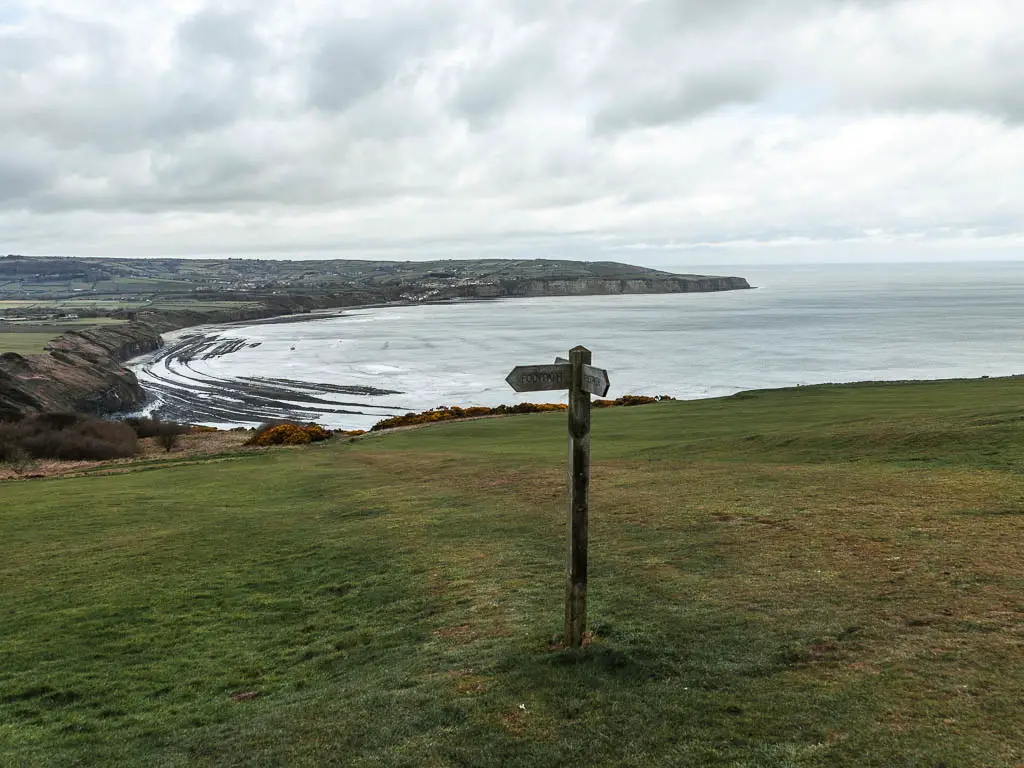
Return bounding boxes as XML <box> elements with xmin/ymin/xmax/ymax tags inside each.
<box><xmin>2</xmin><ymin>0</ymin><xmax>1023</xmax><ymax>263</ymax></box>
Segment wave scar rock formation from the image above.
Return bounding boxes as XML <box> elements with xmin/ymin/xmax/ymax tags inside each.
<box><xmin>132</xmin><ymin>331</ymin><xmax>404</xmax><ymax>426</ymax></box>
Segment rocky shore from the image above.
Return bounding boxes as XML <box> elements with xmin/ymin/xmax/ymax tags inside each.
<box><xmin>133</xmin><ymin>324</ymin><xmax>402</xmax><ymax>425</ymax></box>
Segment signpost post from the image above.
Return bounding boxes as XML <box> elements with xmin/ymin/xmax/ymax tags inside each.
<box><xmin>506</xmin><ymin>346</ymin><xmax>610</xmax><ymax>647</ymax></box>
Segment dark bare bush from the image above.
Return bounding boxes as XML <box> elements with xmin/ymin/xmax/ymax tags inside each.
<box><xmin>124</xmin><ymin>416</ymin><xmax>191</xmax><ymax>439</ymax></box>
<box><xmin>7</xmin><ymin>446</ymin><xmax>32</xmax><ymax>474</ymax></box>
<box><xmin>35</xmin><ymin>412</ymin><xmax>80</xmax><ymax>430</ymax></box>
<box><xmin>0</xmin><ymin>413</ymin><xmax>138</xmax><ymax>461</ymax></box>
<box><xmin>155</xmin><ymin>431</ymin><xmax>180</xmax><ymax>453</ymax></box>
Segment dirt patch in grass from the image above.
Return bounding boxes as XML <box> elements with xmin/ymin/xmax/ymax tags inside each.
<box><xmin>136</xmin><ymin>430</ymin><xmax>254</xmax><ymax>459</ymax></box>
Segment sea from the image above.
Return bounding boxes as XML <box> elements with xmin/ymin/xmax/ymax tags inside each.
<box><xmin>129</xmin><ymin>261</ymin><xmax>1024</xmax><ymax>431</ymax></box>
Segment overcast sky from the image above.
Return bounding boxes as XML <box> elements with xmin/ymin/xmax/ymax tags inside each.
<box><xmin>2</xmin><ymin>0</ymin><xmax>1023</xmax><ymax>263</ymax></box>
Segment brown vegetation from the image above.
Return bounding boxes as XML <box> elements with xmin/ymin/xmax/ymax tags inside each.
<box><xmin>123</xmin><ymin>416</ymin><xmax>191</xmax><ymax>439</ymax></box>
<box><xmin>0</xmin><ymin>393</ymin><xmax>673</xmax><ymax>478</ymax></box>
<box><xmin>368</xmin><ymin>397</ymin><xmax>670</xmax><ymax>430</ymax></box>
<box><xmin>592</xmin><ymin>394</ymin><xmax>673</xmax><ymax>408</ymax></box>
<box><xmin>0</xmin><ymin>412</ymin><xmax>138</xmax><ymax>463</ymax></box>
<box><xmin>369</xmin><ymin>403</ymin><xmax>567</xmax><ymax>431</ymax></box>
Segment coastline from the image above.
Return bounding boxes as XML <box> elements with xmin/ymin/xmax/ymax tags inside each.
<box><xmin>15</xmin><ymin>260</ymin><xmax>1024</xmax><ymax>430</ymax></box>
<box><xmin>128</xmin><ymin>293</ymin><xmax>1024</xmax><ymax>430</ymax></box>
<box><xmin>127</xmin><ymin>298</ymin><xmax>528</xmax><ymax>427</ymax></box>
<box><xmin>1</xmin><ymin>262</ymin><xmax>753</xmax><ymax>422</ymax></box>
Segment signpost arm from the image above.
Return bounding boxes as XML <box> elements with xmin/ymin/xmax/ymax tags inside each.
<box><xmin>566</xmin><ymin>345</ymin><xmax>591</xmax><ymax>647</ymax></box>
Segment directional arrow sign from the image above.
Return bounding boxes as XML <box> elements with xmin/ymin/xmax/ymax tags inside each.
<box><xmin>505</xmin><ymin>364</ymin><xmax>571</xmax><ymax>392</ymax></box>
<box><xmin>581</xmin><ymin>364</ymin><xmax>610</xmax><ymax>397</ymax></box>
<box><xmin>506</xmin><ymin>346</ymin><xmax>613</xmax><ymax>647</ymax></box>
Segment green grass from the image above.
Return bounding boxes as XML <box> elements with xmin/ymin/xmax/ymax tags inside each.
<box><xmin>0</xmin><ymin>332</ymin><xmax>60</xmax><ymax>353</ymax></box>
<box><xmin>0</xmin><ymin>320</ymin><xmax>128</xmax><ymax>353</ymax></box>
<box><xmin>144</xmin><ymin>299</ymin><xmax>260</xmax><ymax>310</ymax></box>
<box><xmin>2</xmin><ymin>378</ymin><xmax>1024</xmax><ymax>766</ymax></box>
<box><xmin>50</xmin><ymin>318</ymin><xmax>128</xmax><ymax>327</ymax></box>
<box><xmin>0</xmin><ymin>300</ymin><xmax>147</xmax><ymax>310</ymax></box>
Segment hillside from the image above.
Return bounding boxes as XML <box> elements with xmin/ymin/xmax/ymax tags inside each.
<box><xmin>2</xmin><ymin>378</ymin><xmax>1023</xmax><ymax>766</ymax></box>
<box><xmin>0</xmin><ymin>255</ymin><xmax>749</xmax><ymax>308</ymax></box>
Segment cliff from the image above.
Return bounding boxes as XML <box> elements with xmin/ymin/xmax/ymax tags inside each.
<box><xmin>0</xmin><ymin>305</ymin><xmax>296</xmax><ymax>421</ymax></box>
<box><xmin>463</xmin><ymin>275</ymin><xmax>750</xmax><ymax>298</ymax></box>
<box><xmin>0</xmin><ymin>323</ymin><xmax>164</xmax><ymax>421</ymax></box>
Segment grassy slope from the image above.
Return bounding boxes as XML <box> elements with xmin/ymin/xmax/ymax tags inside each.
<box><xmin>2</xmin><ymin>378</ymin><xmax>1023</xmax><ymax>767</ymax></box>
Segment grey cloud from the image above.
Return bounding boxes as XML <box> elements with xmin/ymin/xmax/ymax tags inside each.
<box><xmin>592</xmin><ymin>71</ymin><xmax>770</xmax><ymax>133</ymax></box>
<box><xmin>307</xmin><ymin>9</ymin><xmax>455</xmax><ymax>113</ymax></box>
<box><xmin>877</xmin><ymin>82</ymin><xmax>1024</xmax><ymax>124</ymax></box>
<box><xmin>450</xmin><ymin>34</ymin><xmax>557</xmax><ymax>126</ymax></box>
<box><xmin>2</xmin><ymin>0</ymin><xmax>1024</xmax><ymax>258</ymax></box>
<box><xmin>0</xmin><ymin>9</ymin><xmax>265</xmax><ymax>157</ymax></box>
<box><xmin>0</xmin><ymin>32</ymin><xmax>46</xmax><ymax>72</ymax></box>
<box><xmin>177</xmin><ymin>8</ymin><xmax>265</xmax><ymax>62</ymax></box>
<box><xmin>0</xmin><ymin>154</ymin><xmax>56</xmax><ymax>204</ymax></box>
<box><xmin>844</xmin><ymin>40</ymin><xmax>1024</xmax><ymax>123</ymax></box>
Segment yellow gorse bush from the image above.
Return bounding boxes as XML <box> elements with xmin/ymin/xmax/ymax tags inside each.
<box><xmin>369</xmin><ymin>397</ymin><xmax>668</xmax><ymax>431</ymax></box>
<box><xmin>242</xmin><ymin>396</ymin><xmax>671</xmax><ymax>446</ymax></box>
<box><xmin>369</xmin><ymin>403</ymin><xmax>567</xmax><ymax>431</ymax></box>
<box><xmin>249</xmin><ymin>423</ymin><xmax>342</xmax><ymax>447</ymax></box>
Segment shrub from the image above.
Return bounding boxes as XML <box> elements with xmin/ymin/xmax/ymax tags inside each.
<box><xmin>258</xmin><ymin>424</ymin><xmax>312</xmax><ymax>446</ymax></box>
<box><xmin>248</xmin><ymin>420</ymin><xmax>292</xmax><ymax>444</ymax></box>
<box><xmin>0</xmin><ymin>444</ymin><xmax>32</xmax><ymax>473</ymax></box>
<box><xmin>369</xmin><ymin>403</ymin><xmax>569</xmax><ymax>431</ymax></box>
<box><xmin>247</xmin><ymin>422</ymin><xmax>335</xmax><ymax>447</ymax></box>
<box><xmin>0</xmin><ymin>413</ymin><xmax>138</xmax><ymax>462</ymax></box>
<box><xmin>9</xmin><ymin>446</ymin><xmax>33</xmax><ymax>474</ymax></box>
<box><xmin>155</xmin><ymin>431</ymin><xmax>180</xmax><ymax>453</ymax></box>
<box><xmin>302</xmin><ymin>424</ymin><xmax>333</xmax><ymax>443</ymax></box>
<box><xmin>595</xmin><ymin>395</ymin><xmax>674</xmax><ymax>408</ymax></box>
<box><xmin>124</xmin><ymin>416</ymin><xmax>191</xmax><ymax>439</ymax></box>
<box><xmin>368</xmin><ymin>396</ymin><xmax>670</xmax><ymax>431</ymax></box>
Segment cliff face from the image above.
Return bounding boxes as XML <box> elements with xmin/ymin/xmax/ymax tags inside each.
<box><xmin>0</xmin><ymin>302</ymin><xmax>335</xmax><ymax>421</ymax></box>
<box><xmin>0</xmin><ymin>324</ymin><xmax>163</xmax><ymax>421</ymax></box>
<box><xmin>459</xmin><ymin>275</ymin><xmax>751</xmax><ymax>298</ymax></box>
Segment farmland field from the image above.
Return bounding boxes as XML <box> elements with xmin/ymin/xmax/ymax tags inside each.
<box><xmin>0</xmin><ymin>332</ymin><xmax>60</xmax><ymax>354</ymax></box>
<box><xmin>0</xmin><ymin>319</ymin><xmax>128</xmax><ymax>354</ymax></box>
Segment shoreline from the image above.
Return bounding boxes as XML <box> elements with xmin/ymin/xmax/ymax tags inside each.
<box><xmin>130</xmin><ymin>302</ymin><xmax>1024</xmax><ymax>430</ymax></box>
<box><xmin>126</xmin><ymin>297</ymin><xmax>511</xmax><ymax>427</ymax></box>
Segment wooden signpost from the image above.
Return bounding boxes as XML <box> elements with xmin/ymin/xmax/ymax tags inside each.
<box><xmin>506</xmin><ymin>346</ymin><xmax>610</xmax><ymax>647</ymax></box>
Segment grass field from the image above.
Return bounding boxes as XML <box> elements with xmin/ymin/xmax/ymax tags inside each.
<box><xmin>0</xmin><ymin>320</ymin><xmax>127</xmax><ymax>354</ymax></box>
<box><xmin>2</xmin><ymin>378</ymin><xmax>1023</xmax><ymax>766</ymax></box>
<box><xmin>0</xmin><ymin>332</ymin><xmax>60</xmax><ymax>353</ymax></box>
<box><xmin>0</xmin><ymin>300</ymin><xmax>147</xmax><ymax>311</ymax></box>
<box><xmin>145</xmin><ymin>299</ymin><xmax>261</xmax><ymax>311</ymax></box>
